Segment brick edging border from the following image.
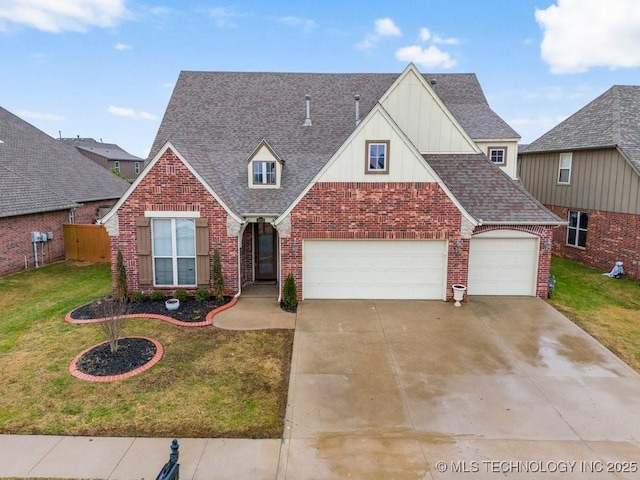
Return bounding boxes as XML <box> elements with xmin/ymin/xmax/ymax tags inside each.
<box><xmin>64</xmin><ymin>297</ymin><xmax>239</xmax><ymax>327</ymax></box>
<box><xmin>69</xmin><ymin>337</ymin><xmax>164</xmax><ymax>383</ymax></box>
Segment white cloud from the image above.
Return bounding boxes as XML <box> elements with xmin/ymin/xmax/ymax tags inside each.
<box><xmin>357</xmin><ymin>17</ymin><xmax>401</xmax><ymax>51</ymax></box>
<box><xmin>108</xmin><ymin>105</ymin><xmax>156</xmax><ymax>121</ymax></box>
<box><xmin>0</xmin><ymin>0</ymin><xmax>129</xmax><ymax>33</ymax></box>
<box><xmin>536</xmin><ymin>0</ymin><xmax>640</xmax><ymax>74</ymax></box>
<box><xmin>278</xmin><ymin>16</ymin><xmax>316</xmax><ymax>34</ymax></box>
<box><xmin>208</xmin><ymin>6</ymin><xmax>243</xmax><ymax>28</ymax></box>
<box><xmin>395</xmin><ymin>45</ymin><xmax>456</xmax><ymax>69</ymax></box>
<box><xmin>433</xmin><ymin>35</ymin><xmax>459</xmax><ymax>45</ymax></box>
<box><xmin>115</xmin><ymin>42</ymin><xmax>131</xmax><ymax>50</ymax></box>
<box><xmin>17</xmin><ymin>110</ymin><xmax>64</xmax><ymax>121</ymax></box>
<box><xmin>419</xmin><ymin>27</ymin><xmax>431</xmax><ymax>42</ymax></box>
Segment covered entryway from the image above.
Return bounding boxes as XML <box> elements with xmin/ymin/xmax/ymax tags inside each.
<box><xmin>254</xmin><ymin>222</ymin><xmax>277</xmax><ymax>281</ymax></box>
<box><xmin>302</xmin><ymin>240</ymin><xmax>446</xmax><ymax>299</ymax></box>
<box><xmin>468</xmin><ymin>230</ymin><xmax>539</xmax><ymax>296</ymax></box>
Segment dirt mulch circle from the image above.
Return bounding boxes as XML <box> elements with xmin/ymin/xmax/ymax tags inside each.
<box><xmin>70</xmin><ymin>337</ymin><xmax>163</xmax><ymax>382</ymax></box>
<box><xmin>70</xmin><ymin>296</ymin><xmax>233</xmax><ymax>323</ymax></box>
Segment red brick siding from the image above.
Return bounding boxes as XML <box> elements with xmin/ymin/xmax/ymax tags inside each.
<box><xmin>110</xmin><ymin>149</ymin><xmax>238</xmax><ymax>295</ymax></box>
<box><xmin>240</xmin><ymin>225</ymin><xmax>253</xmax><ymax>286</ymax></box>
<box><xmin>282</xmin><ymin>182</ymin><xmax>466</xmax><ymax>300</ymax></box>
<box><xmin>0</xmin><ymin>200</ymin><xmax>116</xmax><ymax>277</ymax></box>
<box><xmin>472</xmin><ymin>225</ymin><xmax>554</xmax><ymax>298</ymax></box>
<box><xmin>546</xmin><ymin>205</ymin><xmax>640</xmax><ymax>279</ymax></box>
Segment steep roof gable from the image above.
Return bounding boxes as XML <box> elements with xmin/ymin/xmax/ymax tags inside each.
<box><xmin>0</xmin><ymin>107</ymin><xmax>129</xmax><ymax>218</ymax></box>
<box><xmin>524</xmin><ymin>86</ymin><xmax>640</xmax><ymax>173</ymax></box>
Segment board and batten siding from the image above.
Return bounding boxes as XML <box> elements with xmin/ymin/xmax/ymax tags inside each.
<box><xmin>519</xmin><ymin>149</ymin><xmax>640</xmax><ymax>215</ymax></box>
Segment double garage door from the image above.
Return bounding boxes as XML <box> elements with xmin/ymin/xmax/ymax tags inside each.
<box><xmin>302</xmin><ymin>232</ymin><xmax>539</xmax><ymax>299</ymax></box>
<box><xmin>303</xmin><ymin>240</ymin><xmax>447</xmax><ymax>300</ymax></box>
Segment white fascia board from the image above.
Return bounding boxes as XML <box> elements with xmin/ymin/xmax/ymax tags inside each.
<box><xmin>99</xmin><ymin>141</ymin><xmax>244</xmax><ymax>226</ymax></box>
<box><xmin>275</xmin><ymin>102</ymin><xmax>477</xmax><ymax>228</ymax></box>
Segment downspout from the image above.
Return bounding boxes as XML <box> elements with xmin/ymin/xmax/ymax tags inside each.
<box><xmin>277</xmin><ymin>232</ymin><xmax>282</xmax><ymax>304</ymax></box>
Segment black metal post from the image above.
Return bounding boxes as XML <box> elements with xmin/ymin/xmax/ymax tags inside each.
<box><xmin>156</xmin><ymin>439</ymin><xmax>180</xmax><ymax>480</ymax></box>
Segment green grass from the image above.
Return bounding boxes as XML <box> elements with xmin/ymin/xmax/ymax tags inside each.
<box><xmin>0</xmin><ymin>261</ymin><xmax>293</xmax><ymax>438</ymax></box>
<box><xmin>548</xmin><ymin>257</ymin><xmax>640</xmax><ymax>371</ymax></box>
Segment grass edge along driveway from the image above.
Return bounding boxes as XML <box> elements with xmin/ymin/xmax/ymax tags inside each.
<box><xmin>0</xmin><ymin>261</ymin><xmax>293</xmax><ymax>438</ymax></box>
<box><xmin>548</xmin><ymin>256</ymin><xmax>640</xmax><ymax>372</ymax></box>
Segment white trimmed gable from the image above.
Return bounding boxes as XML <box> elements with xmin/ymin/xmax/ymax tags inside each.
<box><xmin>316</xmin><ymin>106</ymin><xmax>437</xmax><ymax>183</ymax></box>
<box><xmin>247</xmin><ymin>139</ymin><xmax>283</xmax><ymax>189</ymax></box>
<box><xmin>380</xmin><ymin>64</ymin><xmax>480</xmax><ymax>154</ymax></box>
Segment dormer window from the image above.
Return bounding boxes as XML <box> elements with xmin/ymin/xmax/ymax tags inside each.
<box><xmin>253</xmin><ymin>161</ymin><xmax>276</xmax><ymax>185</ymax></box>
<box><xmin>247</xmin><ymin>139</ymin><xmax>283</xmax><ymax>189</ymax></box>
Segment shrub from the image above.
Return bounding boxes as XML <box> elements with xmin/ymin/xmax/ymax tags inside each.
<box><xmin>150</xmin><ymin>290</ymin><xmax>166</xmax><ymax>302</ymax></box>
<box><xmin>195</xmin><ymin>288</ymin><xmax>210</xmax><ymax>302</ymax></box>
<box><xmin>115</xmin><ymin>249</ymin><xmax>128</xmax><ymax>302</ymax></box>
<box><xmin>212</xmin><ymin>248</ymin><xmax>225</xmax><ymax>301</ymax></box>
<box><xmin>129</xmin><ymin>291</ymin><xmax>146</xmax><ymax>304</ymax></box>
<box><xmin>173</xmin><ymin>289</ymin><xmax>189</xmax><ymax>302</ymax></box>
<box><xmin>92</xmin><ymin>298</ymin><xmax>128</xmax><ymax>353</ymax></box>
<box><xmin>282</xmin><ymin>273</ymin><xmax>298</xmax><ymax>309</ymax></box>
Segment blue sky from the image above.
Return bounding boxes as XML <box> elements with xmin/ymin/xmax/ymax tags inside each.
<box><xmin>1</xmin><ymin>0</ymin><xmax>639</xmax><ymax>158</ymax></box>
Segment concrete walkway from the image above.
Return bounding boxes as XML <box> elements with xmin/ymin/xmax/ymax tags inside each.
<box><xmin>3</xmin><ymin>297</ymin><xmax>640</xmax><ymax>479</ymax></box>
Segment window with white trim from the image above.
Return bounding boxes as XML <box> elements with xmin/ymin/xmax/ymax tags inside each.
<box><xmin>366</xmin><ymin>140</ymin><xmax>389</xmax><ymax>174</ymax></box>
<box><xmin>253</xmin><ymin>161</ymin><xmax>276</xmax><ymax>185</ymax></box>
<box><xmin>558</xmin><ymin>153</ymin><xmax>572</xmax><ymax>184</ymax></box>
<box><xmin>114</xmin><ymin>160</ymin><xmax>120</xmax><ymax>173</ymax></box>
<box><xmin>488</xmin><ymin>147</ymin><xmax>506</xmax><ymax>165</ymax></box>
<box><xmin>134</xmin><ymin>162</ymin><xmax>140</xmax><ymax>174</ymax></box>
<box><xmin>152</xmin><ymin>218</ymin><xmax>196</xmax><ymax>285</ymax></box>
<box><xmin>567</xmin><ymin>210</ymin><xmax>588</xmax><ymax>248</ymax></box>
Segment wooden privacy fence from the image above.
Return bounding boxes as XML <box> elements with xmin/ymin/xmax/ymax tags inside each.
<box><xmin>63</xmin><ymin>224</ymin><xmax>110</xmax><ymax>262</ymax></box>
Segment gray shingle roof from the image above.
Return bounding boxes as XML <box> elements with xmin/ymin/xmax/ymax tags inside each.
<box><xmin>0</xmin><ymin>107</ymin><xmax>130</xmax><ymax>218</ymax></box>
<box><xmin>151</xmin><ymin>70</ymin><xmax>519</xmax><ymax>216</ymax></box>
<box><xmin>523</xmin><ymin>86</ymin><xmax>640</xmax><ymax>173</ymax></box>
<box><xmin>59</xmin><ymin>138</ymin><xmax>142</xmax><ymax>161</ymax></box>
<box><xmin>425</xmin><ymin>153</ymin><xmax>563</xmax><ymax>224</ymax></box>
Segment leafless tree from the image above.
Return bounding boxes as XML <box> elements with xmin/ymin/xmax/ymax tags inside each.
<box><xmin>92</xmin><ymin>297</ymin><xmax>129</xmax><ymax>353</ymax></box>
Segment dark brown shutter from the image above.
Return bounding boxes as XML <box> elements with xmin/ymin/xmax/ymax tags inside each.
<box><xmin>136</xmin><ymin>217</ymin><xmax>152</xmax><ymax>287</ymax></box>
<box><xmin>195</xmin><ymin>218</ymin><xmax>210</xmax><ymax>287</ymax></box>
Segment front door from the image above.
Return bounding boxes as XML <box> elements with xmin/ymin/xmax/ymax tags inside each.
<box><xmin>254</xmin><ymin>223</ymin><xmax>277</xmax><ymax>280</ymax></box>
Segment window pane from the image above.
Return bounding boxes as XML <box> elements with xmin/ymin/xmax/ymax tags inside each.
<box><xmin>177</xmin><ymin>258</ymin><xmax>196</xmax><ymax>285</ymax></box>
<box><xmin>560</xmin><ymin>155</ymin><xmax>571</xmax><ymax>168</ymax></box>
<box><xmin>559</xmin><ymin>169</ymin><xmax>570</xmax><ymax>183</ymax></box>
<box><xmin>154</xmin><ymin>258</ymin><xmax>173</xmax><ymax>285</ymax></box>
<box><xmin>579</xmin><ymin>212</ymin><xmax>589</xmax><ymax>230</ymax></box>
<box><xmin>578</xmin><ymin>230</ymin><xmax>587</xmax><ymax>247</ymax></box>
<box><xmin>266</xmin><ymin>162</ymin><xmax>276</xmax><ymax>184</ymax></box>
<box><xmin>176</xmin><ymin>219</ymin><xmax>195</xmax><ymax>256</ymax></box>
<box><xmin>567</xmin><ymin>228</ymin><xmax>577</xmax><ymax>245</ymax></box>
<box><xmin>253</xmin><ymin>162</ymin><xmax>263</xmax><ymax>183</ymax></box>
<box><xmin>153</xmin><ymin>219</ymin><xmax>172</xmax><ymax>256</ymax></box>
<box><xmin>568</xmin><ymin>211</ymin><xmax>578</xmax><ymax>228</ymax></box>
<box><xmin>369</xmin><ymin>144</ymin><xmax>386</xmax><ymax>170</ymax></box>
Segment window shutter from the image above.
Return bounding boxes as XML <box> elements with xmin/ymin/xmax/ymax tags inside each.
<box><xmin>136</xmin><ymin>217</ymin><xmax>152</xmax><ymax>287</ymax></box>
<box><xmin>195</xmin><ymin>218</ymin><xmax>210</xmax><ymax>287</ymax></box>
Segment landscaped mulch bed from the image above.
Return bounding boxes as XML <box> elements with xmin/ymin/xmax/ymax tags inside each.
<box><xmin>75</xmin><ymin>337</ymin><xmax>156</xmax><ymax>376</ymax></box>
<box><xmin>70</xmin><ymin>296</ymin><xmax>233</xmax><ymax>323</ymax></box>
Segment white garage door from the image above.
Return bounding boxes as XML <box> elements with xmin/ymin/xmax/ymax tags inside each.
<box><xmin>303</xmin><ymin>240</ymin><xmax>447</xmax><ymax>300</ymax></box>
<box><xmin>468</xmin><ymin>231</ymin><xmax>539</xmax><ymax>296</ymax></box>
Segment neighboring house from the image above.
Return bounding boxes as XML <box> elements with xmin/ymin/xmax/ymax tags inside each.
<box><xmin>103</xmin><ymin>64</ymin><xmax>562</xmax><ymax>301</ymax></box>
<box><xmin>0</xmin><ymin>108</ymin><xmax>130</xmax><ymax>276</ymax></box>
<box><xmin>519</xmin><ymin>85</ymin><xmax>640</xmax><ymax>279</ymax></box>
<box><xmin>59</xmin><ymin>137</ymin><xmax>144</xmax><ymax>182</ymax></box>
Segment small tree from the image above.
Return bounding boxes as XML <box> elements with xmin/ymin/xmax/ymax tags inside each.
<box><xmin>115</xmin><ymin>249</ymin><xmax>128</xmax><ymax>302</ymax></box>
<box><xmin>93</xmin><ymin>297</ymin><xmax>128</xmax><ymax>353</ymax></box>
<box><xmin>282</xmin><ymin>273</ymin><xmax>298</xmax><ymax>309</ymax></box>
<box><xmin>212</xmin><ymin>248</ymin><xmax>225</xmax><ymax>301</ymax></box>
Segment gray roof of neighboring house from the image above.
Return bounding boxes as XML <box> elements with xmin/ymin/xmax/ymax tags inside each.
<box><xmin>151</xmin><ymin>70</ymin><xmax>520</xmax><ymax>217</ymax></box>
<box><xmin>0</xmin><ymin>107</ymin><xmax>130</xmax><ymax>218</ymax></box>
<box><xmin>59</xmin><ymin>138</ymin><xmax>142</xmax><ymax>161</ymax></box>
<box><xmin>425</xmin><ymin>154</ymin><xmax>563</xmax><ymax>224</ymax></box>
<box><xmin>522</xmin><ymin>85</ymin><xmax>640</xmax><ymax>173</ymax></box>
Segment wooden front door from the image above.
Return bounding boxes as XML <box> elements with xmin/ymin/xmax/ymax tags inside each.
<box><xmin>254</xmin><ymin>223</ymin><xmax>277</xmax><ymax>280</ymax></box>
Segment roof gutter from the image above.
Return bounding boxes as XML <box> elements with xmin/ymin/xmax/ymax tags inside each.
<box><xmin>521</xmin><ymin>144</ymin><xmax>617</xmax><ymax>155</ymax></box>
<box><xmin>479</xmin><ymin>220</ymin><xmax>568</xmax><ymax>226</ymax></box>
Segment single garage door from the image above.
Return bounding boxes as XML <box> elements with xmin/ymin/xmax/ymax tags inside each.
<box><xmin>468</xmin><ymin>231</ymin><xmax>539</xmax><ymax>296</ymax></box>
<box><xmin>303</xmin><ymin>240</ymin><xmax>447</xmax><ymax>300</ymax></box>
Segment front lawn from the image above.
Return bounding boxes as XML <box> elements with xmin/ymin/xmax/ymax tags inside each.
<box><xmin>0</xmin><ymin>261</ymin><xmax>293</xmax><ymax>437</ymax></box>
<box><xmin>548</xmin><ymin>257</ymin><xmax>640</xmax><ymax>372</ymax></box>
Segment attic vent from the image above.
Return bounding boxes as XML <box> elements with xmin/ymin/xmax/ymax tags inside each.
<box><xmin>304</xmin><ymin>94</ymin><xmax>312</xmax><ymax>127</ymax></box>
<box><xmin>354</xmin><ymin>94</ymin><xmax>361</xmax><ymax>126</ymax></box>
<box><xmin>430</xmin><ymin>79</ymin><xmax>437</xmax><ymax>86</ymax></box>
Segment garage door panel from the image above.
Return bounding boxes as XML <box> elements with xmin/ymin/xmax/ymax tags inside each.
<box><xmin>468</xmin><ymin>236</ymin><xmax>538</xmax><ymax>296</ymax></box>
<box><xmin>303</xmin><ymin>240</ymin><xmax>446</xmax><ymax>300</ymax></box>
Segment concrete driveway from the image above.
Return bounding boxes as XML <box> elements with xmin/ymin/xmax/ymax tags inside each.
<box><xmin>278</xmin><ymin>298</ymin><xmax>640</xmax><ymax>479</ymax></box>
